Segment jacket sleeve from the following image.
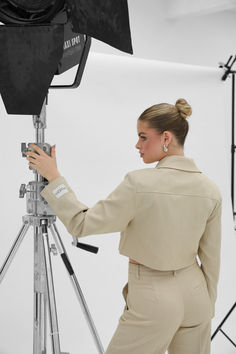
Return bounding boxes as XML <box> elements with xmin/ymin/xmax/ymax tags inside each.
<box><xmin>40</xmin><ymin>172</ymin><xmax>136</xmax><ymax>238</ymax></box>
<box><xmin>197</xmin><ymin>198</ymin><xmax>222</xmax><ymax>318</ymax></box>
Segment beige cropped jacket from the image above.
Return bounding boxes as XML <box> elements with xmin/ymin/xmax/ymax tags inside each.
<box><xmin>40</xmin><ymin>155</ymin><xmax>222</xmax><ymax>318</ymax></box>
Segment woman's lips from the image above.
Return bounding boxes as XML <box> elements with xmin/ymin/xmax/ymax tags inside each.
<box><xmin>140</xmin><ymin>153</ymin><xmax>144</xmax><ymax>157</ymax></box>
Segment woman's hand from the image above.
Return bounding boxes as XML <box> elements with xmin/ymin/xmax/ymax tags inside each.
<box><xmin>25</xmin><ymin>144</ymin><xmax>61</xmax><ymax>182</ymax></box>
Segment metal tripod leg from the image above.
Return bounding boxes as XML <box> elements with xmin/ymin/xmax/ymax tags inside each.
<box><xmin>33</xmin><ymin>289</ymin><xmax>47</xmax><ymax>354</ymax></box>
<box><xmin>41</xmin><ymin>219</ymin><xmax>66</xmax><ymax>354</ymax></box>
<box><xmin>49</xmin><ymin>223</ymin><xmax>105</xmax><ymax>354</ymax></box>
<box><xmin>0</xmin><ymin>222</ymin><xmax>30</xmax><ymax>284</ymax></box>
<box><xmin>33</xmin><ymin>225</ymin><xmax>47</xmax><ymax>354</ymax></box>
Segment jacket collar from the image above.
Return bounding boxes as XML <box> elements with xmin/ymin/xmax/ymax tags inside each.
<box><xmin>155</xmin><ymin>155</ymin><xmax>201</xmax><ymax>173</ymax></box>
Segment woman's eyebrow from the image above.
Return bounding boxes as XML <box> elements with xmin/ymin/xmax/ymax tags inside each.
<box><xmin>138</xmin><ymin>132</ymin><xmax>147</xmax><ymax>136</ymax></box>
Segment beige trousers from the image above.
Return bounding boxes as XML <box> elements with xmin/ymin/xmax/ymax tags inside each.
<box><xmin>106</xmin><ymin>260</ymin><xmax>212</xmax><ymax>354</ymax></box>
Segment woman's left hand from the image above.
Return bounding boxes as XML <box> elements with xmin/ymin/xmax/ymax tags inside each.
<box><xmin>25</xmin><ymin>144</ymin><xmax>61</xmax><ymax>182</ymax></box>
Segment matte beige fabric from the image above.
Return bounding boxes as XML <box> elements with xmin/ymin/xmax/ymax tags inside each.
<box><xmin>40</xmin><ymin>155</ymin><xmax>222</xmax><ymax>318</ymax></box>
<box><xmin>105</xmin><ymin>261</ymin><xmax>212</xmax><ymax>354</ymax></box>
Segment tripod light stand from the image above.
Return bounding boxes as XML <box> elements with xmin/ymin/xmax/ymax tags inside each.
<box><xmin>0</xmin><ymin>97</ymin><xmax>105</xmax><ymax>354</ymax></box>
<box><xmin>0</xmin><ymin>2</ymin><xmax>134</xmax><ymax>352</ymax></box>
<box><xmin>210</xmin><ymin>55</ymin><xmax>236</xmax><ymax>348</ymax></box>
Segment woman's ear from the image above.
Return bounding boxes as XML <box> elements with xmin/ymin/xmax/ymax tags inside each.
<box><xmin>163</xmin><ymin>131</ymin><xmax>169</xmax><ymax>143</ymax></box>
<box><xmin>165</xmin><ymin>131</ymin><xmax>172</xmax><ymax>144</ymax></box>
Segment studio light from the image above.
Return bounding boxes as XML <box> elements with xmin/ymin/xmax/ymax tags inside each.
<box><xmin>0</xmin><ymin>0</ymin><xmax>133</xmax><ymax>115</ymax></box>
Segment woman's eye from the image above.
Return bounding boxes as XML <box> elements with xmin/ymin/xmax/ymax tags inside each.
<box><xmin>141</xmin><ymin>136</ymin><xmax>146</xmax><ymax>140</ymax></box>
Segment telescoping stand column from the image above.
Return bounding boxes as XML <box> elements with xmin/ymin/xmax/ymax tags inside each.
<box><xmin>0</xmin><ymin>98</ymin><xmax>105</xmax><ymax>354</ymax></box>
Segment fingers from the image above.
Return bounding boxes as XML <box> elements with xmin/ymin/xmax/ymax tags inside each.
<box><xmin>25</xmin><ymin>144</ymin><xmax>56</xmax><ymax>175</ymax></box>
<box><xmin>26</xmin><ymin>156</ymin><xmax>37</xmax><ymax>163</ymax></box>
<box><xmin>28</xmin><ymin>143</ymin><xmax>45</xmax><ymax>155</ymax></box>
<box><xmin>25</xmin><ymin>151</ymin><xmax>38</xmax><ymax>158</ymax></box>
<box><xmin>51</xmin><ymin>145</ymin><xmax>56</xmax><ymax>158</ymax></box>
<box><xmin>29</xmin><ymin>160</ymin><xmax>36</xmax><ymax>165</ymax></box>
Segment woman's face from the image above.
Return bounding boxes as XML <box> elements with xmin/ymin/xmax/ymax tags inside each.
<box><xmin>135</xmin><ymin>120</ymin><xmax>171</xmax><ymax>163</ymax></box>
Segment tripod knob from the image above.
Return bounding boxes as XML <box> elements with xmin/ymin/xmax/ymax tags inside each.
<box><xmin>19</xmin><ymin>184</ymin><xmax>27</xmax><ymax>198</ymax></box>
<box><xmin>50</xmin><ymin>244</ymin><xmax>58</xmax><ymax>256</ymax></box>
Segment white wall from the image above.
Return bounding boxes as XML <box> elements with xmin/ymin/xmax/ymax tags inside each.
<box><xmin>0</xmin><ymin>53</ymin><xmax>234</xmax><ymax>353</ymax></box>
<box><xmin>1</xmin><ymin>0</ymin><xmax>235</xmax><ymax>68</ymax></box>
<box><xmin>91</xmin><ymin>0</ymin><xmax>236</xmax><ymax>68</ymax></box>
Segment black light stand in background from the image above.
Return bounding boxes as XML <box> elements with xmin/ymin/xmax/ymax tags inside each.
<box><xmin>211</xmin><ymin>55</ymin><xmax>236</xmax><ymax>347</ymax></box>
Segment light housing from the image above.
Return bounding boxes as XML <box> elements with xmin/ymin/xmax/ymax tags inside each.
<box><xmin>0</xmin><ymin>0</ymin><xmax>133</xmax><ymax>115</ymax></box>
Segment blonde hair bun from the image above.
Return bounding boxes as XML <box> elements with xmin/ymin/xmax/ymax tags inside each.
<box><xmin>175</xmin><ymin>98</ymin><xmax>192</xmax><ymax>119</ymax></box>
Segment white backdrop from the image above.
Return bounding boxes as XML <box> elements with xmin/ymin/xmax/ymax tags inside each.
<box><xmin>0</xmin><ymin>52</ymin><xmax>234</xmax><ymax>354</ymax></box>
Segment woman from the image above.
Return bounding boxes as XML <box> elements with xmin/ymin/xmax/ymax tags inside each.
<box><xmin>26</xmin><ymin>98</ymin><xmax>222</xmax><ymax>354</ymax></box>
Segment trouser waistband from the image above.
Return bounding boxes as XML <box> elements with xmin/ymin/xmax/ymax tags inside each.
<box><xmin>128</xmin><ymin>260</ymin><xmax>199</xmax><ymax>279</ymax></box>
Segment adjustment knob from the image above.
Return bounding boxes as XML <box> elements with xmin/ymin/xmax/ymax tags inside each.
<box><xmin>19</xmin><ymin>184</ymin><xmax>26</xmax><ymax>198</ymax></box>
<box><xmin>50</xmin><ymin>244</ymin><xmax>58</xmax><ymax>256</ymax></box>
